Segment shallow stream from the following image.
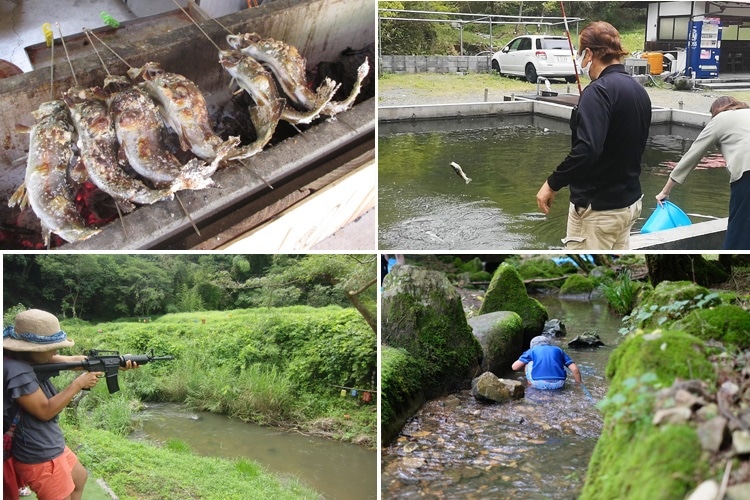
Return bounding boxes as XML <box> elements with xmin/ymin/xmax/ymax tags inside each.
<box><xmin>131</xmin><ymin>404</ymin><xmax>377</xmax><ymax>499</ymax></box>
<box><xmin>379</xmin><ymin>115</ymin><xmax>729</xmax><ymax>249</ymax></box>
<box><xmin>381</xmin><ymin>295</ymin><xmax>623</xmax><ymax>498</ymax></box>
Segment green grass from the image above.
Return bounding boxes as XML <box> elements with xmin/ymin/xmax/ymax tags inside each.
<box><xmin>64</xmin><ymin>427</ymin><xmax>320</xmax><ymax>499</ymax></box>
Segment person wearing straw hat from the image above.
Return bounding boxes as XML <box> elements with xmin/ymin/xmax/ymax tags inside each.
<box><xmin>3</xmin><ymin>309</ymin><xmax>137</xmax><ymax>500</ymax></box>
<box><xmin>512</xmin><ymin>336</ymin><xmax>582</xmax><ymax>390</ymax></box>
<box><xmin>536</xmin><ymin>21</ymin><xmax>652</xmax><ymax>250</ymax></box>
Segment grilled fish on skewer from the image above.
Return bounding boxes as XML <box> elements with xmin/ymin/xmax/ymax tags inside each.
<box><xmin>226</xmin><ymin>34</ymin><xmax>340</xmax><ymax>118</ymax></box>
<box><xmin>63</xmin><ymin>85</ymin><xmax>176</xmax><ymax>208</ymax></box>
<box><xmin>219</xmin><ymin>50</ymin><xmax>284</xmax><ymax>160</ymax></box>
<box><xmin>104</xmin><ymin>76</ymin><xmax>215</xmax><ymax>190</ymax></box>
<box><xmin>8</xmin><ymin>100</ymin><xmax>100</xmax><ymax>244</ymax></box>
<box><xmin>127</xmin><ymin>62</ymin><xmax>239</xmax><ymax>162</ymax></box>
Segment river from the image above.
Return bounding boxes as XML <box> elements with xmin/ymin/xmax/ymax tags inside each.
<box><xmin>381</xmin><ymin>295</ymin><xmax>623</xmax><ymax>498</ymax></box>
<box><xmin>131</xmin><ymin>404</ymin><xmax>377</xmax><ymax>499</ymax></box>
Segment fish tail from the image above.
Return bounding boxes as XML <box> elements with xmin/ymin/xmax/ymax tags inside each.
<box><xmin>465</xmin><ymin>176</ymin><xmax>472</xmax><ymax>184</ymax></box>
<box><xmin>175</xmin><ymin>159</ymin><xmax>216</xmax><ymax>191</ymax></box>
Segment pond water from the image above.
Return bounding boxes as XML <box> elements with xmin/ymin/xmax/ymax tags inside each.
<box><xmin>379</xmin><ymin>115</ymin><xmax>729</xmax><ymax>249</ymax></box>
<box><xmin>381</xmin><ymin>295</ymin><xmax>624</xmax><ymax>498</ymax></box>
<box><xmin>131</xmin><ymin>404</ymin><xmax>377</xmax><ymax>499</ymax></box>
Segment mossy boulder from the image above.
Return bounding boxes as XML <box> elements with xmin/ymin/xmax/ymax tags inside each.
<box><xmin>559</xmin><ymin>274</ymin><xmax>595</xmax><ymax>297</ymax></box>
<box><xmin>478</xmin><ymin>263</ymin><xmax>548</xmax><ymax>343</ymax></box>
<box><xmin>380</xmin><ymin>346</ymin><xmax>425</xmax><ymax>445</ymax></box>
<box><xmin>458</xmin><ymin>257</ymin><xmax>484</xmax><ymax>274</ymax></box>
<box><xmin>467</xmin><ymin>311</ymin><xmax>524</xmax><ymax>376</ymax></box>
<box><xmin>582</xmin><ymin>329</ymin><xmax>714</xmax><ymax>498</ymax></box>
<box><xmin>382</xmin><ymin>265</ymin><xmax>483</xmax><ymax>398</ymax></box>
<box><xmin>623</xmin><ymin>280</ymin><xmax>720</xmax><ymax>332</ymax></box>
<box><xmin>671</xmin><ymin>304</ymin><xmax>750</xmax><ymax>349</ymax></box>
<box><xmin>516</xmin><ymin>256</ymin><xmax>567</xmax><ymax>280</ymax></box>
<box><xmin>582</xmin><ymin>424</ymin><xmax>705</xmax><ymax>499</ymax></box>
<box><xmin>470</xmin><ymin>271</ymin><xmax>492</xmax><ymax>282</ymax></box>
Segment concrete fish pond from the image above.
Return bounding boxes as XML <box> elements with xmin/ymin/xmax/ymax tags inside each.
<box><xmin>132</xmin><ymin>403</ymin><xmax>376</xmax><ymax>500</ymax></box>
<box><xmin>381</xmin><ymin>293</ymin><xmax>621</xmax><ymax>498</ymax></box>
<box><xmin>378</xmin><ymin>103</ymin><xmax>729</xmax><ymax>250</ymax></box>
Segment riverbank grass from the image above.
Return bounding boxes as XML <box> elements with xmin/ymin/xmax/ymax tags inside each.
<box><xmin>64</xmin><ymin>427</ymin><xmax>320</xmax><ymax>499</ymax></box>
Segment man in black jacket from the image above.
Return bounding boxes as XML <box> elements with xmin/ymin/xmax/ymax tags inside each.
<box><xmin>536</xmin><ymin>21</ymin><xmax>651</xmax><ymax>250</ymax></box>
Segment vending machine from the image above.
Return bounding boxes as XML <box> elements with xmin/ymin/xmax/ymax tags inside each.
<box><xmin>686</xmin><ymin>16</ymin><xmax>722</xmax><ymax>78</ymax></box>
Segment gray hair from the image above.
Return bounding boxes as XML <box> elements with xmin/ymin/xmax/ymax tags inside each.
<box><xmin>530</xmin><ymin>336</ymin><xmax>551</xmax><ymax>349</ymax></box>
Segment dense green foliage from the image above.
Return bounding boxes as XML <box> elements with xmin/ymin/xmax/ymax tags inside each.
<box><xmin>559</xmin><ymin>274</ymin><xmax>595</xmax><ymax>296</ymax></box>
<box><xmin>3</xmin><ymin>254</ymin><xmax>376</xmax><ymax>328</ymax></box>
<box><xmin>380</xmin><ymin>346</ymin><xmax>425</xmax><ymax>444</ymax></box>
<box><xmin>379</xmin><ymin>1</ymin><xmax>647</xmax><ymax>55</ymax></box>
<box><xmin>57</xmin><ymin>307</ymin><xmax>376</xmax><ymax>436</ymax></box>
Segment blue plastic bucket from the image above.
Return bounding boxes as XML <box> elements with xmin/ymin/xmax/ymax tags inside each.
<box><xmin>641</xmin><ymin>201</ymin><xmax>692</xmax><ymax>234</ymax></box>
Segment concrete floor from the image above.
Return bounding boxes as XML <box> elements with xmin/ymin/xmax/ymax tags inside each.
<box><xmin>0</xmin><ymin>0</ymin><xmax>137</xmax><ymax>72</ymax></box>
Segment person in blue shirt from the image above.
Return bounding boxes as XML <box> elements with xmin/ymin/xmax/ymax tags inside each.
<box><xmin>512</xmin><ymin>336</ymin><xmax>582</xmax><ymax>390</ymax></box>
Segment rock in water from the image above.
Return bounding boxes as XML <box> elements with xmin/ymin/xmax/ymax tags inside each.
<box><xmin>471</xmin><ymin>372</ymin><xmax>524</xmax><ymax>403</ymax></box>
<box><xmin>567</xmin><ymin>333</ymin><xmax>605</xmax><ymax>348</ymax></box>
<box><xmin>543</xmin><ymin>319</ymin><xmax>567</xmax><ymax>337</ymax></box>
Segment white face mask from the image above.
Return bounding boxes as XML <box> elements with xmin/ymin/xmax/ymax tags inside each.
<box><xmin>576</xmin><ymin>48</ymin><xmax>592</xmax><ymax>77</ymax></box>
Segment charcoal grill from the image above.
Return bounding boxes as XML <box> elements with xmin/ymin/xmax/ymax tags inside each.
<box><xmin>0</xmin><ymin>0</ymin><xmax>375</xmax><ymax>250</ymax></box>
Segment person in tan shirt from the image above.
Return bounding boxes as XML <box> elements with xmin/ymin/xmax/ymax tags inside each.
<box><xmin>656</xmin><ymin>96</ymin><xmax>750</xmax><ymax>249</ymax></box>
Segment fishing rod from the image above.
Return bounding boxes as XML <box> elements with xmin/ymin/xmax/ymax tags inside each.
<box><xmin>559</xmin><ymin>1</ymin><xmax>582</xmax><ymax>95</ymax></box>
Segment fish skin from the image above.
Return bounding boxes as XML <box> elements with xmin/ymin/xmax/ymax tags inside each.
<box><xmin>128</xmin><ymin>62</ymin><xmax>239</xmax><ymax>162</ymax></box>
<box><xmin>226</xmin><ymin>34</ymin><xmax>340</xmax><ymax>117</ymax></box>
<box><xmin>450</xmin><ymin>161</ymin><xmax>472</xmax><ymax>184</ymax></box>
<box><xmin>63</xmin><ymin>85</ymin><xmax>175</xmax><ymax>207</ymax></box>
<box><xmin>104</xmin><ymin>76</ymin><xmax>214</xmax><ymax>191</ymax></box>
<box><xmin>8</xmin><ymin>100</ymin><xmax>100</xmax><ymax>244</ymax></box>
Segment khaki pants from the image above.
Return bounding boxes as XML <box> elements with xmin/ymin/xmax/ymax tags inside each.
<box><xmin>562</xmin><ymin>197</ymin><xmax>642</xmax><ymax>250</ymax></box>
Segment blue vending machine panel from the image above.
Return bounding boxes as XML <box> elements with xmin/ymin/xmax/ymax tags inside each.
<box><xmin>687</xmin><ymin>17</ymin><xmax>722</xmax><ymax>79</ymax></box>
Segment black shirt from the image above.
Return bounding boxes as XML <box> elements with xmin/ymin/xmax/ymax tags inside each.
<box><xmin>547</xmin><ymin>64</ymin><xmax>652</xmax><ymax>210</ymax></box>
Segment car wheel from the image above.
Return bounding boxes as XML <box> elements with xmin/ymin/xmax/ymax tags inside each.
<box><xmin>565</xmin><ymin>75</ymin><xmax>577</xmax><ymax>84</ymax></box>
<box><xmin>491</xmin><ymin>60</ymin><xmax>501</xmax><ymax>75</ymax></box>
<box><xmin>525</xmin><ymin>64</ymin><xmax>538</xmax><ymax>83</ymax></box>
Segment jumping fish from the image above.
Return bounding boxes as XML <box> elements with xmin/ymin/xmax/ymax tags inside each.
<box><xmin>450</xmin><ymin>161</ymin><xmax>472</xmax><ymax>184</ymax></box>
<box><xmin>103</xmin><ymin>75</ymin><xmax>215</xmax><ymax>191</ymax></box>
<box><xmin>127</xmin><ymin>62</ymin><xmax>239</xmax><ymax>162</ymax></box>
<box><xmin>8</xmin><ymin>100</ymin><xmax>100</xmax><ymax>244</ymax></box>
<box><xmin>218</xmin><ymin>50</ymin><xmax>284</xmax><ymax>160</ymax></box>
<box><xmin>63</xmin><ymin>85</ymin><xmax>175</xmax><ymax>208</ymax></box>
<box><xmin>226</xmin><ymin>34</ymin><xmax>340</xmax><ymax>118</ymax></box>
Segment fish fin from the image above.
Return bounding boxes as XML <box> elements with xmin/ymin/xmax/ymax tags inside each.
<box><xmin>14</xmin><ymin>124</ymin><xmax>31</xmax><ymax>134</ymax></box>
<box><xmin>8</xmin><ymin>183</ymin><xmax>27</xmax><ymax>209</ymax></box>
<box><xmin>174</xmin><ymin>158</ymin><xmax>215</xmax><ymax>191</ymax></box>
<box><xmin>116</xmin><ymin>200</ymin><xmax>136</xmax><ymax>214</ymax></box>
<box><xmin>465</xmin><ymin>177</ymin><xmax>472</xmax><ymax>184</ymax></box>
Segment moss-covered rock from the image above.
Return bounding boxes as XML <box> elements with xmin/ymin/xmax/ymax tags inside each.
<box><xmin>458</xmin><ymin>257</ymin><xmax>484</xmax><ymax>274</ymax></box>
<box><xmin>380</xmin><ymin>346</ymin><xmax>426</xmax><ymax>446</ymax></box>
<box><xmin>478</xmin><ymin>263</ymin><xmax>548</xmax><ymax>343</ymax></box>
<box><xmin>582</xmin><ymin>329</ymin><xmax>715</xmax><ymax>499</ymax></box>
<box><xmin>467</xmin><ymin>311</ymin><xmax>524</xmax><ymax>376</ymax></box>
<box><xmin>470</xmin><ymin>271</ymin><xmax>492</xmax><ymax>282</ymax></box>
<box><xmin>516</xmin><ymin>256</ymin><xmax>566</xmax><ymax>280</ymax></box>
<box><xmin>671</xmin><ymin>305</ymin><xmax>750</xmax><ymax>349</ymax></box>
<box><xmin>382</xmin><ymin>265</ymin><xmax>483</xmax><ymax>398</ymax></box>
<box><xmin>582</xmin><ymin>424</ymin><xmax>705</xmax><ymax>499</ymax></box>
<box><xmin>623</xmin><ymin>280</ymin><xmax>720</xmax><ymax>332</ymax></box>
<box><xmin>559</xmin><ymin>274</ymin><xmax>595</xmax><ymax>296</ymax></box>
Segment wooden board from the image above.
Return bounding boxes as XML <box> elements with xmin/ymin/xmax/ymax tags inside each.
<box><xmin>221</xmin><ymin>160</ymin><xmax>376</xmax><ymax>251</ymax></box>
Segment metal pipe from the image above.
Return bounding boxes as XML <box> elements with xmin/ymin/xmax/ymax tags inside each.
<box><xmin>560</xmin><ymin>1</ymin><xmax>582</xmax><ymax>94</ymax></box>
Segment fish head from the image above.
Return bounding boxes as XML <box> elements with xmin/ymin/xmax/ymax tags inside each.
<box><xmin>128</xmin><ymin>62</ymin><xmax>163</xmax><ymax>82</ymax></box>
<box><xmin>227</xmin><ymin>32</ymin><xmax>261</xmax><ymax>49</ymax></box>
<box><xmin>103</xmin><ymin>75</ymin><xmax>130</xmax><ymax>93</ymax></box>
<box><xmin>62</xmin><ymin>86</ymin><xmax>89</xmax><ymax>107</ymax></box>
<box><xmin>31</xmin><ymin>100</ymin><xmax>67</xmax><ymax>121</ymax></box>
<box><xmin>218</xmin><ymin>50</ymin><xmax>242</xmax><ymax>70</ymax></box>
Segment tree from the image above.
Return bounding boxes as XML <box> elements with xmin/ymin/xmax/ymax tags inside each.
<box><xmin>36</xmin><ymin>255</ymin><xmax>106</xmax><ymax>318</ymax></box>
